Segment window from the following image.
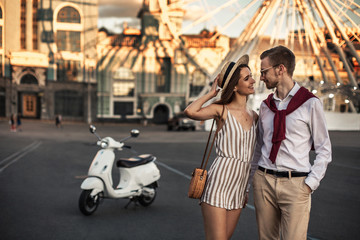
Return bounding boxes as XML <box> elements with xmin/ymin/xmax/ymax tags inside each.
<box><xmin>56</xmin><ymin>60</ymin><xmax>81</xmax><ymax>82</ymax></box>
<box><xmin>157</xmin><ymin>58</ymin><xmax>171</xmax><ymax>93</ymax></box>
<box><xmin>0</xmin><ymin>7</ymin><xmax>2</xmax><ymax>48</ymax></box>
<box><xmin>0</xmin><ymin>55</ymin><xmax>2</xmax><ymax>77</ymax></box>
<box><xmin>32</xmin><ymin>0</ymin><xmax>38</xmax><ymax>50</ymax></box>
<box><xmin>0</xmin><ymin>27</ymin><xmax>2</xmax><ymax>48</ymax></box>
<box><xmin>190</xmin><ymin>70</ymin><xmax>206</xmax><ymax>97</ymax></box>
<box><xmin>114</xmin><ymin>102</ymin><xmax>133</xmax><ymax>116</ymax></box>
<box><xmin>21</xmin><ymin>0</ymin><xmax>26</xmax><ymax>49</ymax></box>
<box><xmin>55</xmin><ymin>90</ymin><xmax>83</xmax><ymax>117</ymax></box>
<box><xmin>56</xmin><ymin>6</ymin><xmax>81</xmax><ymax>53</ymax></box>
<box><xmin>112</xmin><ymin>67</ymin><xmax>135</xmax><ymax>97</ymax></box>
<box><xmin>20</xmin><ymin>74</ymin><xmax>38</xmax><ymax>84</ymax></box>
<box><xmin>56</xmin><ymin>30</ymin><xmax>81</xmax><ymax>52</ymax></box>
<box><xmin>113</xmin><ymin>82</ymin><xmax>134</xmax><ymax>97</ymax></box>
<box><xmin>57</xmin><ymin>7</ymin><xmax>80</xmax><ymax>23</ymax></box>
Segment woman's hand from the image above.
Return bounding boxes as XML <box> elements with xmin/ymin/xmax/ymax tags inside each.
<box><xmin>243</xmin><ymin>191</ymin><xmax>249</xmax><ymax>208</ymax></box>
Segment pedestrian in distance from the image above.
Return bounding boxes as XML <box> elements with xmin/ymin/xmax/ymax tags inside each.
<box><xmin>16</xmin><ymin>112</ymin><xmax>22</xmax><ymax>131</ymax></box>
<box><xmin>252</xmin><ymin>45</ymin><xmax>332</xmax><ymax>240</ymax></box>
<box><xmin>185</xmin><ymin>54</ymin><xmax>258</xmax><ymax>240</ymax></box>
<box><xmin>55</xmin><ymin>114</ymin><xmax>62</xmax><ymax>128</ymax></box>
<box><xmin>10</xmin><ymin>114</ymin><xmax>16</xmax><ymax>132</ymax></box>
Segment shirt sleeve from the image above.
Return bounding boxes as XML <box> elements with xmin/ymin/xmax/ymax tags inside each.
<box><xmin>305</xmin><ymin>99</ymin><xmax>332</xmax><ymax>191</ymax></box>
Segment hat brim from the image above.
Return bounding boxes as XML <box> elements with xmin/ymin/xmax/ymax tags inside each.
<box><xmin>221</xmin><ymin>54</ymin><xmax>249</xmax><ymax>90</ymax></box>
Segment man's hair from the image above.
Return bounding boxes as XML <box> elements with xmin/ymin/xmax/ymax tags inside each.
<box><xmin>260</xmin><ymin>45</ymin><xmax>296</xmax><ymax>77</ymax></box>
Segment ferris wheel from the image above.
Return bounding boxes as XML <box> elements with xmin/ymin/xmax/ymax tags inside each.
<box><xmin>158</xmin><ymin>0</ymin><xmax>360</xmax><ymax>109</ymax></box>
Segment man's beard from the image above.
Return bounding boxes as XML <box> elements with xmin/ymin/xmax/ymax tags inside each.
<box><xmin>265</xmin><ymin>80</ymin><xmax>278</xmax><ymax>89</ymax></box>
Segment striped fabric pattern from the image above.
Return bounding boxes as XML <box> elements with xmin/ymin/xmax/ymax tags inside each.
<box><xmin>201</xmin><ymin>108</ymin><xmax>257</xmax><ymax>210</ymax></box>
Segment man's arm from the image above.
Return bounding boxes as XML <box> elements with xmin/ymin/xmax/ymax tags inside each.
<box><xmin>305</xmin><ymin>99</ymin><xmax>332</xmax><ymax>191</ymax></box>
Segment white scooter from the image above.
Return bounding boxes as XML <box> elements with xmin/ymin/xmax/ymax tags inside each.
<box><xmin>79</xmin><ymin>125</ymin><xmax>161</xmax><ymax>216</ymax></box>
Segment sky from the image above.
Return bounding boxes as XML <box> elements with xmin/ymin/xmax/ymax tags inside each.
<box><xmin>98</xmin><ymin>0</ymin><xmax>360</xmax><ymax>38</ymax></box>
<box><xmin>97</xmin><ymin>0</ymin><xmax>260</xmax><ymax>37</ymax></box>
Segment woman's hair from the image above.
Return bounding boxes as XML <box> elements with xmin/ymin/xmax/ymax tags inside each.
<box><xmin>215</xmin><ymin>64</ymin><xmax>250</xmax><ymax>105</ymax></box>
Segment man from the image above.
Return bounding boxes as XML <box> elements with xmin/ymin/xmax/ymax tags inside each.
<box><xmin>252</xmin><ymin>45</ymin><xmax>332</xmax><ymax>240</ymax></box>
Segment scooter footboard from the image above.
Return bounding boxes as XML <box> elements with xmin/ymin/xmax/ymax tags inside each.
<box><xmin>80</xmin><ymin>177</ymin><xmax>104</xmax><ymax>196</ymax></box>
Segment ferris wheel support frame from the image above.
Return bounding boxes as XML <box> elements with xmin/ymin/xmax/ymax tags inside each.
<box><xmin>313</xmin><ymin>0</ymin><xmax>358</xmax><ymax>87</ymax></box>
<box><xmin>322</xmin><ymin>0</ymin><xmax>360</xmax><ymax>63</ymax></box>
<box><xmin>299</xmin><ymin>0</ymin><xmax>342</xmax><ymax>84</ymax></box>
<box><xmin>209</xmin><ymin>0</ymin><xmax>261</xmax><ymax>42</ymax></box>
<box><xmin>297</xmin><ymin>1</ymin><xmax>330</xmax><ymax>84</ymax></box>
<box><xmin>157</xmin><ymin>0</ymin><xmax>212</xmax><ymax>80</ymax></box>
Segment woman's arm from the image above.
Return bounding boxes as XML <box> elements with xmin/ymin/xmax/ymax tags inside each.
<box><xmin>184</xmin><ymin>76</ymin><xmax>221</xmax><ymax>121</ymax></box>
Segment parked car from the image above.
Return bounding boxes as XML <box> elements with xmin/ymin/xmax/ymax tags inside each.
<box><xmin>167</xmin><ymin>112</ymin><xmax>196</xmax><ymax>131</ymax></box>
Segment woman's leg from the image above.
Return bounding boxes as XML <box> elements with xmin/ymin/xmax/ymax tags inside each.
<box><xmin>201</xmin><ymin>203</ymin><xmax>228</xmax><ymax>240</ymax></box>
<box><xmin>226</xmin><ymin>208</ymin><xmax>242</xmax><ymax>239</ymax></box>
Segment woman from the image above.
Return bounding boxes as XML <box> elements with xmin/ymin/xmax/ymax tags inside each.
<box><xmin>184</xmin><ymin>55</ymin><xmax>258</xmax><ymax>240</ymax></box>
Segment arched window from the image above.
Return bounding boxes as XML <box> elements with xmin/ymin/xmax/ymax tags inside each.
<box><xmin>20</xmin><ymin>74</ymin><xmax>38</xmax><ymax>85</ymax></box>
<box><xmin>0</xmin><ymin>6</ymin><xmax>3</xmax><ymax>19</ymax></box>
<box><xmin>57</xmin><ymin>6</ymin><xmax>80</xmax><ymax>23</ymax></box>
<box><xmin>56</xmin><ymin>6</ymin><xmax>81</xmax><ymax>52</ymax></box>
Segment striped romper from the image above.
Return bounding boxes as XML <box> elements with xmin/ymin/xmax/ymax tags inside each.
<box><xmin>200</xmin><ymin>108</ymin><xmax>257</xmax><ymax>210</ymax></box>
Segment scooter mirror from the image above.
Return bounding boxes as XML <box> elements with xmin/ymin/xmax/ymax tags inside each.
<box><xmin>89</xmin><ymin>125</ymin><xmax>96</xmax><ymax>134</ymax></box>
<box><xmin>130</xmin><ymin>129</ymin><xmax>140</xmax><ymax>137</ymax></box>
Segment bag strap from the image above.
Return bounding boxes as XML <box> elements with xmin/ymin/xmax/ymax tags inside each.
<box><xmin>199</xmin><ymin>105</ymin><xmax>225</xmax><ymax>176</ymax></box>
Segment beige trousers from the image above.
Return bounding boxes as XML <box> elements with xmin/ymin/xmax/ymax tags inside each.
<box><xmin>253</xmin><ymin>169</ymin><xmax>311</xmax><ymax>240</ymax></box>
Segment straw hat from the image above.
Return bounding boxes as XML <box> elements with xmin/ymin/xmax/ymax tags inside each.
<box><xmin>217</xmin><ymin>54</ymin><xmax>249</xmax><ymax>90</ymax></box>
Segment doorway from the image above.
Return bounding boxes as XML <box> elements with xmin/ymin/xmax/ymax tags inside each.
<box><xmin>22</xmin><ymin>94</ymin><xmax>37</xmax><ymax>117</ymax></box>
<box><xmin>153</xmin><ymin>104</ymin><xmax>169</xmax><ymax>124</ymax></box>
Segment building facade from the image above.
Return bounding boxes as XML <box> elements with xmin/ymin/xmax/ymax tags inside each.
<box><xmin>0</xmin><ymin>0</ymin><xmax>98</xmax><ymax>122</ymax></box>
<box><xmin>97</xmin><ymin>0</ymin><xmax>231</xmax><ymax>123</ymax></box>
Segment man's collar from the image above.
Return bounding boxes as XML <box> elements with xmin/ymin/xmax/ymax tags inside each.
<box><xmin>273</xmin><ymin>82</ymin><xmax>299</xmax><ymax>101</ymax></box>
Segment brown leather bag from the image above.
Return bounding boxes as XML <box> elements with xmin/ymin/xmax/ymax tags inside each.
<box><xmin>188</xmin><ymin>105</ymin><xmax>225</xmax><ymax>199</ymax></box>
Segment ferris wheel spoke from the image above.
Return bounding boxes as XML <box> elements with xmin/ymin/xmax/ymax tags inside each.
<box><xmin>209</xmin><ymin>0</ymin><xmax>260</xmax><ymax>41</ymax></box>
<box><xmin>270</xmin><ymin>0</ymin><xmax>286</xmax><ymax>46</ymax></box>
<box><xmin>318</xmin><ymin>0</ymin><xmax>360</xmax><ymax>66</ymax></box>
<box><xmin>329</xmin><ymin>0</ymin><xmax>360</xmax><ymax>28</ymax></box>
<box><xmin>297</xmin><ymin>0</ymin><xmax>338</xmax><ymax>84</ymax></box>
<box><xmin>331</xmin><ymin>0</ymin><xmax>360</xmax><ymax>19</ymax></box>
<box><xmin>328</xmin><ymin>0</ymin><xmax>360</xmax><ymax>44</ymax></box>
<box><xmin>347</xmin><ymin>0</ymin><xmax>360</xmax><ymax>11</ymax></box>
<box><xmin>182</xmin><ymin>0</ymin><xmax>242</xmax><ymax>33</ymax></box>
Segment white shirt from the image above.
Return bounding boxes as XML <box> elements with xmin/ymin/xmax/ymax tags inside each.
<box><xmin>252</xmin><ymin>83</ymin><xmax>332</xmax><ymax>191</ymax></box>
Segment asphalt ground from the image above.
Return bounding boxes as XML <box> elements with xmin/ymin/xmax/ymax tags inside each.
<box><xmin>0</xmin><ymin>119</ymin><xmax>359</xmax><ymax>240</ymax></box>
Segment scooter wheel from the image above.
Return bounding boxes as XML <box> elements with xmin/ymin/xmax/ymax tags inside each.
<box><xmin>79</xmin><ymin>190</ymin><xmax>100</xmax><ymax>216</ymax></box>
<box><xmin>138</xmin><ymin>185</ymin><xmax>157</xmax><ymax>207</ymax></box>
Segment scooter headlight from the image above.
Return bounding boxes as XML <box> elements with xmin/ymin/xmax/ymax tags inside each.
<box><xmin>100</xmin><ymin>141</ymin><xmax>108</xmax><ymax>148</ymax></box>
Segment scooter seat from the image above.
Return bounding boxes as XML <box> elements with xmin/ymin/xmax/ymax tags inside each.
<box><xmin>116</xmin><ymin>154</ymin><xmax>155</xmax><ymax>168</ymax></box>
